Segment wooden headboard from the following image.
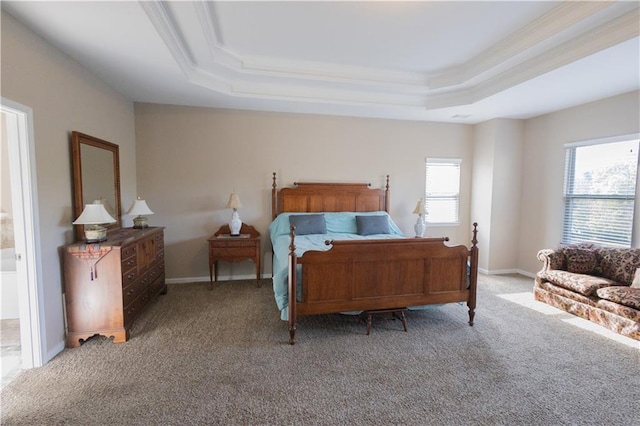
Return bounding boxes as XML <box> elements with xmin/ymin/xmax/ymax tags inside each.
<box><xmin>271</xmin><ymin>172</ymin><xmax>390</xmax><ymax>220</ymax></box>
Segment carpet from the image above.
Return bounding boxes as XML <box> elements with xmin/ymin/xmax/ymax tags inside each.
<box><xmin>1</xmin><ymin>274</ymin><xmax>638</xmax><ymax>425</ymax></box>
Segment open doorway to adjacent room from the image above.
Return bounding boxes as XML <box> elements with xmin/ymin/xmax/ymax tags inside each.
<box><xmin>1</xmin><ymin>99</ymin><xmax>44</xmax><ymax>388</ymax></box>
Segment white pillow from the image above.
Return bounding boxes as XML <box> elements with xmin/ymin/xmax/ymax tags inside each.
<box><xmin>632</xmin><ymin>268</ymin><xmax>640</xmax><ymax>289</ymax></box>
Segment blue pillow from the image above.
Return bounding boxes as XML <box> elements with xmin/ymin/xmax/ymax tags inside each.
<box><xmin>356</xmin><ymin>215</ymin><xmax>390</xmax><ymax>236</ymax></box>
<box><xmin>289</xmin><ymin>214</ymin><xmax>326</xmax><ymax>235</ymax></box>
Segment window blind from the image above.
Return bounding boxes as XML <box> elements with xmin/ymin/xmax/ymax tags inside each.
<box><xmin>563</xmin><ymin>139</ymin><xmax>639</xmax><ymax>247</ymax></box>
<box><xmin>425</xmin><ymin>158</ymin><xmax>461</xmax><ymax>224</ymax></box>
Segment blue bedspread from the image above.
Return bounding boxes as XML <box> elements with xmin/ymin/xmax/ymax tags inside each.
<box><xmin>269</xmin><ymin>212</ymin><xmax>405</xmax><ymax>320</ymax></box>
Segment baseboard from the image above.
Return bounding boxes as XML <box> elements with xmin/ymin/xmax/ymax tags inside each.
<box><xmin>47</xmin><ymin>340</ymin><xmax>65</xmax><ymax>364</ymax></box>
<box><xmin>515</xmin><ymin>269</ymin><xmax>536</xmax><ymax>278</ymax></box>
<box><xmin>478</xmin><ymin>268</ymin><xmax>536</xmax><ymax>278</ymax></box>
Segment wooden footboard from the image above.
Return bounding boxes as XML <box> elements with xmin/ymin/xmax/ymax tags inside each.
<box><xmin>287</xmin><ymin>223</ymin><xmax>479</xmax><ymax>344</ymax></box>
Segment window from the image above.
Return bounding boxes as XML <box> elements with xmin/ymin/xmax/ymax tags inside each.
<box><xmin>424</xmin><ymin>158</ymin><xmax>461</xmax><ymax>224</ymax></box>
<box><xmin>563</xmin><ymin>137</ymin><xmax>639</xmax><ymax>247</ymax></box>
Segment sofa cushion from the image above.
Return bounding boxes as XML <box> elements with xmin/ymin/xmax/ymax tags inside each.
<box><xmin>565</xmin><ymin>248</ymin><xmax>597</xmax><ymax>274</ymax></box>
<box><xmin>539</xmin><ymin>270</ymin><xmax>618</xmax><ymax>296</ymax></box>
<box><xmin>598</xmin><ymin>248</ymin><xmax>640</xmax><ymax>286</ymax></box>
<box><xmin>596</xmin><ymin>286</ymin><xmax>640</xmax><ymax>311</ymax></box>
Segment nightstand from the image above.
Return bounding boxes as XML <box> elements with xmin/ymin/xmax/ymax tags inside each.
<box><xmin>207</xmin><ymin>224</ymin><xmax>261</xmax><ymax>289</ymax></box>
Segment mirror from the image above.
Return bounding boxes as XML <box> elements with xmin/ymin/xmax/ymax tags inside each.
<box><xmin>71</xmin><ymin>131</ymin><xmax>121</xmax><ymax>241</ymax></box>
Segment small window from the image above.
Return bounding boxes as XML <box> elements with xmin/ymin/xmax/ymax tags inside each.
<box><xmin>424</xmin><ymin>158</ymin><xmax>461</xmax><ymax>224</ymax></box>
<box><xmin>563</xmin><ymin>138</ymin><xmax>639</xmax><ymax>247</ymax></box>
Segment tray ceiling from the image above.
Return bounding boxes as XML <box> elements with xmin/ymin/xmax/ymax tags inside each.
<box><xmin>3</xmin><ymin>1</ymin><xmax>639</xmax><ymax>123</ymax></box>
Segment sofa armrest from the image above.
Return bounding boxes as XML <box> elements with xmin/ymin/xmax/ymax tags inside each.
<box><xmin>537</xmin><ymin>249</ymin><xmax>564</xmax><ymax>272</ymax></box>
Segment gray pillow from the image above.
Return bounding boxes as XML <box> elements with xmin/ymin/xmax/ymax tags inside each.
<box><xmin>356</xmin><ymin>215</ymin><xmax>390</xmax><ymax>236</ymax></box>
<box><xmin>289</xmin><ymin>214</ymin><xmax>326</xmax><ymax>235</ymax></box>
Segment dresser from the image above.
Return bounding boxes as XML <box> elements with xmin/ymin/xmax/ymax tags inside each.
<box><xmin>63</xmin><ymin>227</ymin><xmax>166</xmax><ymax>348</ymax></box>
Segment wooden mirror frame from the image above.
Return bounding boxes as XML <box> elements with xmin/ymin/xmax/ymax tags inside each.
<box><xmin>71</xmin><ymin>131</ymin><xmax>122</xmax><ymax>241</ymax></box>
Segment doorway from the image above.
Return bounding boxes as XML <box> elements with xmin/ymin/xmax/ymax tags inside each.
<box><xmin>1</xmin><ymin>98</ymin><xmax>45</xmax><ymax>387</ymax></box>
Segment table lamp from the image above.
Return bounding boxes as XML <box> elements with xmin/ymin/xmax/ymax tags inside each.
<box><xmin>73</xmin><ymin>201</ymin><xmax>117</xmax><ymax>242</ymax></box>
<box><xmin>413</xmin><ymin>199</ymin><xmax>426</xmax><ymax>237</ymax></box>
<box><xmin>127</xmin><ymin>197</ymin><xmax>154</xmax><ymax>229</ymax></box>
<box><xmin>225</xmin><ymin>192</ymin><xmax>243</xmax><ymax>236</ymax></box>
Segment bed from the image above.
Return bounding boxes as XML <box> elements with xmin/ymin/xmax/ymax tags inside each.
<box><xmin>270</xmin><ymin>172</ymin><xmax>479</xmax><ymax>344</ymax></box>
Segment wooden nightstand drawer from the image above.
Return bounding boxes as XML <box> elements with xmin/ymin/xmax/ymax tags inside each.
<box><xmin>210</xmin><ymin>246</ymin><xmax>256</xmax><ymax>258</ymax></box>
<box><xmin>215</xmin><ymin>239</ymin><xmax>255</xmax><ymax>248</ymax></box>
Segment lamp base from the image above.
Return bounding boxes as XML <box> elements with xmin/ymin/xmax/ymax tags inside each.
<box><xmin>84</xmin><ymin>225</ymin><xmax>108</xmax><ymax>243</ymax></box>
<box><xmin>229</xmin><ymin>210</ymin><xmax>242</xmax><ymax>236</ymax></box>
<box><xmin>133</xmin><ymin>215</ymin><xmax>149</xmax><ymax>229</ymax></box>
<box><xmin>414</xmin><ymin>216</ymin><xmax>426</xmax><ymax>238</ymax></box>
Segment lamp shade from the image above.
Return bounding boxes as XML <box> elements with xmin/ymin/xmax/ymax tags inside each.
<box><xmin>225</xmin><ymin>193</ymin><xmax>242</xmax><ymax>209</ymax></box>
<box><xmin>73</xmin><ymin>202</ymin><xmax>116</xmax><ymax>225</ymax></box>
<box><xmin>412</xmin><ymin>199</ymin><xmax>425</xmax><ymax>215</ymax></box>
<box><xmin>127</xmin><ymin>198</ymin><xmax>154</xmax><ymax>216</ymax></box>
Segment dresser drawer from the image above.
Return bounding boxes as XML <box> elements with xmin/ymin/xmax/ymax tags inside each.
<box><xmin>122</xmin><ymin>267</ymin><xmax>139</xmax><ymax>288</ymax></box>
<box><xmin>122</xmin><ymin>276</ymin><xmax>147</xmax><ymax>307</ymax></box>
<box><xmin>123</xmin><ymin>291</ymin><xmax>149</xmax><ymax>326</ymax></box>
<box><xmin>147</xmin><ymin>273</ymin><xmax>165</xmax><ymax>296</ymax></box>
<box><xmin>210</xmin><ymin>246</ymin><xmax>256</xmax><ymax>258</ymax></box>
<box><xmin>154</xmin><ymin>232</ymin><xmax>164</xmax><ymax>250</ymax></box>
<box><xmin>121</xmin><ymin>255</ymin><xmax>137</xmax><ymax>275</ymax></box>
<box><xmin>121</xmin><ymin>244</ymin><xmax>137</xmax><ymax>259</ymax></box>
<box><xmin>148</xmin><ymin>261</ymin><xmax>165</xmax><ymax>283</ymax></box>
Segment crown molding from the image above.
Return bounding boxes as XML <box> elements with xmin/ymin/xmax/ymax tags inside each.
<box><xmin>465</xmin><ymin>9</ymin><xmax>640</xmax><ymax>105</ymax></box>
<box><xmin>138</xmin><ymin>0</ymin><xmax>195</xmax><ymax>77</ymax></box>
<box><xmin>140</xmin><ymin>0</ymin><xmax>639</xmax><ymax>114</ymax></box>
<box><xmin>427</xmin><ymin>1</ymin><xmax>620</xmax><ymax>89</ymax></box>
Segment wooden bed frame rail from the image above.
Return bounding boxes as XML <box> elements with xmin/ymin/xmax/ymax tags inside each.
<box><xmin>287</xmin><ymin>223</ymin><xmax>479</xmax><ymax>344</ymax></box>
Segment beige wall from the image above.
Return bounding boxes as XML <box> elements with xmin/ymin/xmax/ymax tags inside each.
<box><xmin>471</xmin><ymin>121</ymin><xmax>496</xmax><ymax>271</ymax></box>
<box><xmin>471</xmin><ymin>119</ymin><xmax>525</xmax><ymax>273</ymax></box>
<box><xmin>490</xmin><ymin>120</ymin><xmax>525</xmax><ymax>272</ymax></box>
<box><xmin>518</xmin><ymin>90</ymin><xmax>640</xmax><ymax>274</ymax></box>
<box><xmin>1</xmin><ymin>12</ymin><xmax>137</xmax><ymax>359</ymax></box>
<box><xmin>134</xmin><ymin>104</ymin><xmax>474</xmax><ymax>281</ymax></box>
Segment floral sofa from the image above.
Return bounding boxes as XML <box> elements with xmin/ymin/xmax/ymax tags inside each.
<box><xmin>535</xmin><ymin>244</ymin><xmax>640</xmax><ymax>341</ymax></box>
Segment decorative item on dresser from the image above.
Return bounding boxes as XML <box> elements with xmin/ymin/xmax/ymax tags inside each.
<box><xmin>62</xmin><ymin>227</ymin><xmax>166</xmax><ymax>348</ymax></box>
<box><xmin>207</xmin><ymin>224</ymin><xmax>261</xmax><ymax>290</ymax></box>
<box><xmin>72</xmin><ymin>201</ymin><xmax>117</xmax><ymax>242</ymax></box>
<box><xmin>127</xmin><ymin>197</ymin><xmax>154</xmax><ymax>229</ymax></box>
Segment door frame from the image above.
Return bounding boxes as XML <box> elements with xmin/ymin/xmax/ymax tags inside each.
<box><xmin>1</xmin><ymin>97</ymin><xmax>45</xmax><ymax>368</ymax></box>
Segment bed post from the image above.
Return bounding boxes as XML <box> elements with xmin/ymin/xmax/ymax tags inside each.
<box><xmin>272</xmin><ymin>172</ymin><xmax>278</xmax><ymax>221</ymax></box>
<box><xmin>384</xmin><ymin>174</ymin><xmax>390</xmax><ymax>213</ymax></box>
<box><xmin>288</xmin><ymin>225</ymin><xmax>298</xmax><ymax>344</ymax></box>
<box><xmin>468</xmin><ymin>222</ymin><xmax>479</xmax><ymax>326</ymax></box>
